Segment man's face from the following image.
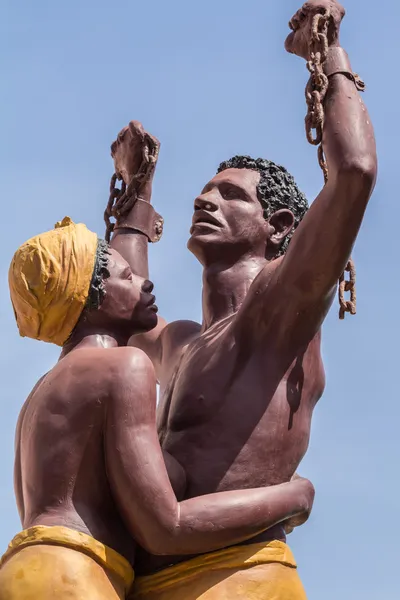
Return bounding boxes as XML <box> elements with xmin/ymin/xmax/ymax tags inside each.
<box><xmin>188</xmin><ymin>168</ymin><xmax>270</xmax><ymax>265</ymax></box>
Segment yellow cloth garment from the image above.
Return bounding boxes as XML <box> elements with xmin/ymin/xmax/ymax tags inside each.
<box><xmin>9</xmin><ymin>217</ymin><xmax>98</xmax><ymax>346</ymax></box>
<box><xmin>0</xmin><ymin>525</ymin><xmax>134</xmax><ymax>600</ymax></box>
<box><xmin>130</xmin><ymin>541</ymin><xmax>307</xmax><ymax>600</ymax></box>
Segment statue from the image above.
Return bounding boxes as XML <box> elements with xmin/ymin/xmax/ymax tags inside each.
<box><xmin>0</xmin><ymin>1</ymin><xmax>377</xmax><ymax>599</ymax></box>
<box><xmin>0</xmin><ymin>137</ymin><xmax>315</xmax><ymax>598</ymax></box>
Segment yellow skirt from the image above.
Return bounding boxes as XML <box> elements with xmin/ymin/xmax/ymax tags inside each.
<box><xmin>130</xmin><ymin>540</ymin><xmax>307</xmax><ymax>599</ymax></box>
<box><xmin>0</xmin><ymin>525</ymin><xmax>134</xmax><ymax>600</ymax></box>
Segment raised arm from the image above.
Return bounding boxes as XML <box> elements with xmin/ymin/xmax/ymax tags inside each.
<box><xmin>282</xmin><ymin>0</ymin><xmax>376</xmax><ymax>296</ymax></box>
<box><xmin>105</xmin><ymin>348</ymin><xmax>314</xmax><ymax>556</ymax></box>
<box><xmin>109</xmin><ymin>120</ymin><xmax>160</xmax><ymax>279</ymax></box>
<box><xmin>109</xmin><ymin>121</ymin><xmax>168</xmax><ymax>365</ymax></box>
<box><xmin>241</xmin><ymin>1</ymin><xmax>377</xmax><ymax>342</ymax></box>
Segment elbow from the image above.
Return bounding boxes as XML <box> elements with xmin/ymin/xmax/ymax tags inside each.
<box><xmin>137</xmin><ymin>522</ymin><xmax>182</xmax><ymax>556</ymax></box>
<box><xmin>337</xmin><ymin>155</ymin><xmax>377</xmax><ymax>195</ymax></box>
<box><xmin>141</xmin><ymin>533</ymin><xmax>179</xmax><ymax>556</ymax></box>
<box><xmin>141</xmin><ymin>540</ymin><xmax>168</xmax><ymax>556</ymax></box>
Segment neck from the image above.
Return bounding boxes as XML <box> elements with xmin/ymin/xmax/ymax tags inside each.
<box><xmin>60</xmin><ymin>328</ymin><xmax>123</xmax><ymax>359</ymax></box>
<box><xmin>201</xmin><ymin>254</ymin><xmax>267</xmax><ymax>330</ymax></box>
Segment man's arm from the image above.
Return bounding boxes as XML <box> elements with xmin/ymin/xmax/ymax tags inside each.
<box><xmin>108</xmin><ymin>122</ymin><xmax>201</xmax><ymax>377</ymax></box>
<box><xmin>104</xmin><ymin>347</ymin><xmax>314</xmax><ymax>556</ymax></box>
<box><xmin>239</xmin><ymin>1</ymin><xmax>377</xmax><ymax>344</ymax></box>
<box><xmin>109</xmin><ymin>121</ymin><xmax>159</xmax><ymax>279</ymax></box>
<box><xmin>107</xmin><ymin>121</ymin><xmax>170</xmax><ymax>371</ymax></box>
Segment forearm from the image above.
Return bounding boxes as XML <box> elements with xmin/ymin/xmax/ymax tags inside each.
<box><xmin>163</xmin><ymin>480</ymin><xmax>310</xmax><ymax>556</ymax></box>
<box><xmin>274</xmin><ymin>48</ymin><xmax>377</xmax><ymax>311</ymax></box>
<box><xmin>121</xmin><ymin>471</ymin><xmax>310</xmax><ymax>556</ymax></box>
<box><xmin>111</xmin><ymin>229</ymin><xmax>149</xmax><ymax>279</ymax></box>
<box><xmin>297</xmin><ymin>48</ymin><xmax>377</xmax><ymax>287</ymax></box>
<box><xmin>323</xmin><ymin>46</ymin><xmax>377</xmax><ymax>179</ymax></box>
<box><xmin>110</xmin><ymin>175</ymin><xmax>153</xmax><ymax>278</ymax></box>
<box><xmin>109</xmin><ymin>122</ymin><xmax>161</xmax><ymax>279</ymax></box>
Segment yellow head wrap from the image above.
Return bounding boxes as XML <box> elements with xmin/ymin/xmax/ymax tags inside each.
<box><xmin>9</xmin><ymin>217</ymin><xmax>98</xmax><ymax>346</ymax></box>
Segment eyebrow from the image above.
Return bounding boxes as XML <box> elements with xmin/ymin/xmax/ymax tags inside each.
<box><xmin>202</xmin><ymin>180</ymin><xmax>251</xmax><ymax>199</ymax></box>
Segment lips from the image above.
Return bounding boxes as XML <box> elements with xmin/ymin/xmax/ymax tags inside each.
<box><xmin>145</xmin><ymin>294</ymin><xmax>158</xmax><ymax>313</ymax></box>
<box><xmin>190</xmin><ymin>211</ymin><xmax>222</xmax><ymax>233</ymax></box>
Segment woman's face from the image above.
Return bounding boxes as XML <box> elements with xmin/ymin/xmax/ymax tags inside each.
<box><xmin>99</xmin><ymin>249</ymin><xmax>158</xmax><ymax>336</ymax></box>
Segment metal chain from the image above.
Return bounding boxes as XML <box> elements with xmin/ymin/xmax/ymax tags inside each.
<box><xmin>104</xmin><ymin>174</ymin><xmax>125</xmax><ymax>243</ymax></box>
<box><xmin>305</xmin><ymin>9</ymin><xmax>356</xmax><ymax>320</ymax></box>
<box><xmin>104</xmin><ymin>132</ymin><xmax>160</xmax><ymax>243</ymax></box>
<box><xmin>305</xmin><ymin>10</ymin><xmax>330</xmax><ymax>183</ymax></box>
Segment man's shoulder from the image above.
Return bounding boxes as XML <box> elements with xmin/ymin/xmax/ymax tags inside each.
<box><xmin>161</xmin><ymin>319</ymin><xmax>201</xmax><ymax>350</ymax></box>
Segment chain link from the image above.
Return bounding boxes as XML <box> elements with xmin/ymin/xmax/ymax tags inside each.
<box><xmin>104</xmin><ymin>132</ymin><xmax>160</xmax><ymax>243</ymax></box>
<box><xmin>304</xmin><ymin>9</ymin><xmax>356</xmax><ymax>320</ymax></box>
<box><xmin>338</xmin><ymin>259</ymin><xmax>356</xmax><ymax>319</ymax></box>
<box><xmin>305</xmin><ymin>10</ymin><xmax>330</xmax><ymax>184</ymax></box>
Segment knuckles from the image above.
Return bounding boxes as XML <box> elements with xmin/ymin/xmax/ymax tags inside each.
<box><xmin>286</xmin><ymin>0</ymin><xmax>345</xmax><ymax>57</ymax></box>
<box><xmin>289</xmin><ymin>0</ymin><xmax>345</xmax><ymax>30</ymax></box>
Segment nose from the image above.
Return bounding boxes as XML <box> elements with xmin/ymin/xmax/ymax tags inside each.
<box><xmin>142</xmin><ymin>279</ymin><xmax>154</xmax><ymax>293</ymax></box>
<box><xmin>194</xmin><ymin>193</ymin><xmax>218</xmax><ymax>212</ymax></box>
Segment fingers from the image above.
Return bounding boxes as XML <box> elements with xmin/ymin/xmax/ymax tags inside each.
<box><xmin>128</xmin><ymin>120</ymin><xmax>145</xmax><ymax>141</ymax></box>
<box><xmin>284</xmin><ymin>31</ymin><xmax>295</xmax><ymax>53</ymax></box>
<box><xmin>289</xmin><ymin>7</ymin><xmax>307</xmax><ymax>31</ymax></box>
<box><xmin>111</xmin><ymin>122</ymin><xmax>143</xmax><ymax>155</ymax></box>
<box><xmin>289</xmin><ymin>0</ymin><xmax>343</xmax><ymax>29</ymax></box>
<box><xmin>118</xmin><ymin>125</ymin><xmax>129</xmax><ymax>142</ymax></box>
<box><xmin>111</xmin><ymin>126</ymin><xmax>129</xmax><ymax>156</ymax></box>
<box><xmin>110</xmin><ymin>140</ymin><xmax>118</xmax><ymax>157</ymax></box>
<box><xmin>110</xmin><ymin>121</ymin><xmax>160</xmax><ymax>164</ymax></box>
<box><xmin>145</xmin><ymin>132</ymin><xmax>161</xmax><ymax>152</ymax></box>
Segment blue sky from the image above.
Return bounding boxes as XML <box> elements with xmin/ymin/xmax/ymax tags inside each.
<box><xmin>1</xmin><ymin>0</ymin><xmax>398</xmax><ymax>597</ymax></box>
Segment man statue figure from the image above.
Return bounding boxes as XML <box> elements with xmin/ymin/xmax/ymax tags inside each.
<box><xmin>116</xmin><ymin>1</ymin><xmax>376</xmax><ymax>598</ymax></box>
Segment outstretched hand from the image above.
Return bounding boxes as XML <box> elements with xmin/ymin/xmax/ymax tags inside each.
<box><xmin>285</xmin><ymin>0</ymin><xmax>345</xmax><ymax>60</ymax></box>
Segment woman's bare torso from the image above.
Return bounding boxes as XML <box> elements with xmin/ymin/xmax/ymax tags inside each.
<box><xmin>14</xmin><ymin>353</ymin><xmax>136</xmax><ymax>564</ymax></box>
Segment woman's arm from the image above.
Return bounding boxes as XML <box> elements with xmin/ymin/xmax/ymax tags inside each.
<box><xmin>105</xmin><ymin>347</ymin><xmax>314</xmax><ymax>556</ymax></box>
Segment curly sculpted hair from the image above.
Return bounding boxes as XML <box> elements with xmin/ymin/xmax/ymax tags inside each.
<box><xmin>217</xmin><ymin>155</ymin><xmax>308</xmax><ymax>256</ymax></box>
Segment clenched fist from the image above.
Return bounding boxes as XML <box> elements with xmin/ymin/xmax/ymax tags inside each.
<box><xmin>285</xmin><ymin>0</ymin><xmax>345</xmax><ymax>60</ymax></box>
<box><xmin>111</xmin><ymin>121</ymin><xmax>160</xmax><ymax>197</ymax></box>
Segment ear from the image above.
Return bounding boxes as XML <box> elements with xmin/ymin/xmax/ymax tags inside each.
<box><xmin>267</xmin><ymin>209</ymin><xmax>295</xmax><ymax>252</ymax></box>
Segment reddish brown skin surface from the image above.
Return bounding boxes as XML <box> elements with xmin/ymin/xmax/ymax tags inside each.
<box><xmin>129</xmin><ymin>0</ymin><xmax>377</xmax><ymax>574</ymax></box>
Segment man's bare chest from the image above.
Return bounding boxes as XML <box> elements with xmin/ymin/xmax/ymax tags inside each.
<box><xmin>162</xmin><ymin>325</ymin><xmax>236</xmax><ymax>429</ymax></box>
<box><xmin>157</xmin><ymin>320</ymin><xmax>325</xmax><ymax>493</ymax></box>
<box><xmin>159</xmin><ymin>318</ymin><xmax>323</xmax><ymax>442</ymax></box>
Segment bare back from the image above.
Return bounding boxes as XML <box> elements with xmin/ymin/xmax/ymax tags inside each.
<box><xmin>14</xmin><ymin>349</ymin><xmax>136</xmax><ymax>563</ymax></box>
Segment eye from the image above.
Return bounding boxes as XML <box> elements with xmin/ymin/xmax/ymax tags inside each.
<box><xmin>123</xmin><ymin>267</ymin><xmax>133</xmax><ymax>281</ymax></box>
<box><xmin>221</xmin><ymin>186</ymin><xmax>238</xmax><ymax>200</ymax></box>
